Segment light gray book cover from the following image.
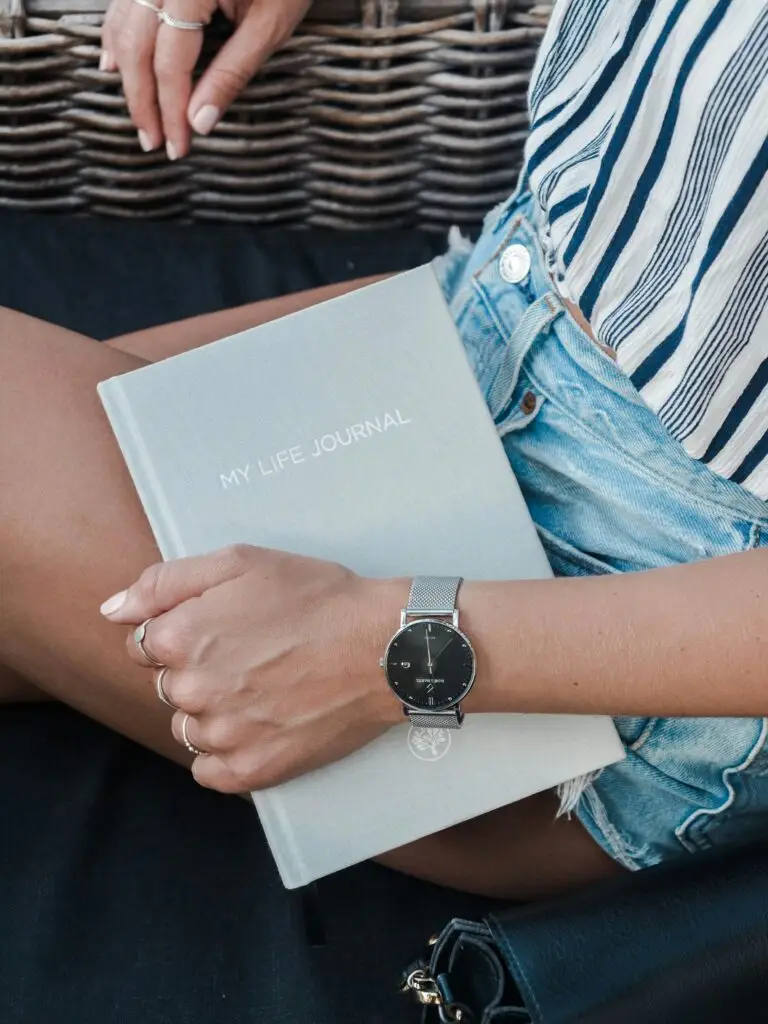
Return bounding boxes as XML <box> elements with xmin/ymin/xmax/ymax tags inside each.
<box><xmin>98</xmin><ymin>266</ymin><xmax>624</xmax><ymax>888</ymax></box>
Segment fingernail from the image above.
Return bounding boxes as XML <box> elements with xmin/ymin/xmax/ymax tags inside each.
<box><xmin>100</xmin><ymin>590</ymin><xmax>128</xmax><ymax>617</ymax></box>
<box><xmin>99</xmin><ymin>50</ymin><xmax>113</xmax><ymax>72</ymax></box>
<box><xmin>191</xmin><ymin>104</ymin><xmax>220</xmax><ymax>136</ymax></box>
<box><xmin>166</xmin><ymin>140</ymin><xmax>178</xmax><ymax>162</ymax></box>
<box><xmin>138</xmin><ymin>130</ymin><xmax>153</xmax><ymax>152</ymax></box>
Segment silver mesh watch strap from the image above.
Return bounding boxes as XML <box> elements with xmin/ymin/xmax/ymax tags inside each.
<box><xmin>405</xmin><ymin>576</ymin><xmax>465</xmax><ymax>729</ymax></box>
<box><xmin>406</xmin><ymin>576</ymin><xmax>463</xmax><ymax>616</ymax></box>
<box><xmin>409</xmin><ymin>711</ymin><xmax>464</xmax><ymax>730</ymax></box>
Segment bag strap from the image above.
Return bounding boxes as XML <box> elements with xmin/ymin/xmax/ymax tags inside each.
<box><xmin>400</xmin><ymin>918</ymin><xmax>528</xmax><ymax>1022</ymax></box>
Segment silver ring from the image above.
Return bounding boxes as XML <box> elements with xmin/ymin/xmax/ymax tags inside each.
<box><xmin>131</xmin><ymin>0</ymin><xmax>162</xmax><ymax>12</ymax></box>
<box><xmin>155</xmin><ymin>667</ymin><xmax>178</xmax><ymax>710</ymax></box>
<box><xmin>158</xmin><ymin>9</ymin><xmax>206</xmax><ymax>30</ymax></box>
<box><xmin>134</xmin><ymin>617</ymin><xmax>164</xmax><ymax>668</ymax></box>
<box><xmin>181</xmin><ymin>714</ymin><xmax>209</xmax><ymax>758</ymax></box>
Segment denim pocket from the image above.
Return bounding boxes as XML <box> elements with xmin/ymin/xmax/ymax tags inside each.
<box><xmin>536</xmin><ymin>524</ymin><xmax>621</xmax><ymax>578</ymax></box>
<box><xmin>673</xmin><ymin>719</ymin><xmax>768</xmax><ymax>855</ymax></box>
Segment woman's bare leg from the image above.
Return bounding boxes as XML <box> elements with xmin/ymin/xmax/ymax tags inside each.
<box><xmin>0</xmin><ymin>307</ymin><xmax>189</xmax><ymax>760</ymax></box>
<box><xmin>0</xmin><ymin>291</ymin><xmax>619</xmax><ymax>897</ymax></box>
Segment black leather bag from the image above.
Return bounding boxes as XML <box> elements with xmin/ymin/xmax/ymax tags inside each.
<box><xmin>401</xmin><ymin>841</ymin><xmax>768</xmax><ymax>1023</ymax></box>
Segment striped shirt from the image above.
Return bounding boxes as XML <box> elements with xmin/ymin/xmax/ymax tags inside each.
<box><xmin>525</xmin><ymin>0</ymin><xmax>768</xmax><ymax>498</ymax></box>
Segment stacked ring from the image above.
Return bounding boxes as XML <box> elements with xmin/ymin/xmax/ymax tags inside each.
<box><xmin>130</xmin><ymin>0</ymin><xmax>206</xmax><ymax>30</ymax></box>
<box><xmin>159</xmin><ymin>9</ymin><xmax>206</xmax><ymax>29</ymax></box>
<box><xmin>134</xmin><ymin>617</ymin><xmax>165</xmax><ymax>668</ymax></box>
<box><xmin>181</xmin><ymin>714</ymin><xmax>209</xmax><ymax>758</ymax></box>
<box><xmin>155</xmin><ymin>667</ymin><xmax>179</xmax><ymax>710</ymax></box>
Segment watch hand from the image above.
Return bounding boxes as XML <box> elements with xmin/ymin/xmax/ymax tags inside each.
<box><xmin>425</xmin><ymin>631</ymin><xmax>434</xmax><ymax>674</ymax></box>
<box><xmin>432</xmin><ymin>634</ymin><xmax>456</xmax><ymax>664</ymax></box>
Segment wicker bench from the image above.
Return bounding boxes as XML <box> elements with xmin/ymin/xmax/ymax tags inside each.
<box><xmin>0</xmin><ymin>0</ymin><xmax>551</xmax><ymax>227</ymax></box>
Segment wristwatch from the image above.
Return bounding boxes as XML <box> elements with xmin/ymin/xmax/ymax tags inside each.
<box><xmin>380</xmin><ymin>576</ymin><xmax>476</xmax><ymax>729</ymax></box>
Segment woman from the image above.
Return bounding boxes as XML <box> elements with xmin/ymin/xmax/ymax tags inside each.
<box><xmin>3</xmin><ymin>0</ymin><xmax>768</xmax><ymax>899</ymax></box>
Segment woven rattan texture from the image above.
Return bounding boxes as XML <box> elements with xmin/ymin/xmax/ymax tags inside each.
<box><xmin>0</xmin><ymin>0</ymin><xmax>552</xmax><ymax>227</ymax></box>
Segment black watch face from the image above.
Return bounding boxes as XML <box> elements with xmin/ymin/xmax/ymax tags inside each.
<box><xmin>385</xmin><ymin>620</ymin><xmax>475</xmax><ymax>711</ymax></box>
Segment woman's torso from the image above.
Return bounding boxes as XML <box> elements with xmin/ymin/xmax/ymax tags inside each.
<box><xmin>526</xmin><ymin>0</ymin><xmax>768</xmax><ymax>498</ymax></box>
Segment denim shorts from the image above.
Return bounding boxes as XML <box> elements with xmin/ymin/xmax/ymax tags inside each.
<box><xmin>433</xmin><ymin>184</ymin><xmax>768</xmax><ymax>871</ymax></box>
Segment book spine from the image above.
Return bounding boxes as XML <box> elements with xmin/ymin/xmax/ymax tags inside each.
<box><xmin>97</xmin><ymin>379</ymin><xmax>189</xmax><ymax>561</ymax></box>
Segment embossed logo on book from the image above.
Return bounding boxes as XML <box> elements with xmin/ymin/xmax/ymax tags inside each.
<box><xmin>407</xmin><ymin>725</ymin><xmax>452</xmax><ymax>762</ymax></box>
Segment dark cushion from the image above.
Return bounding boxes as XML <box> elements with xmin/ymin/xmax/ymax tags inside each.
<box><xmin>0</xmin><ymin>210</ymin><xmax>495</xmax><ymax>1024</ymax></box>
<box><xmin>0</xmin><ymin>209</ymin><xmax>444</xmax><ymax>339</ymax></box>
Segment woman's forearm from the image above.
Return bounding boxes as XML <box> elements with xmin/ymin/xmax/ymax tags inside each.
<box><xmin>460</xmin><ymin>548</ymin><xmax>768</xmax><ymax>718</ymax></box>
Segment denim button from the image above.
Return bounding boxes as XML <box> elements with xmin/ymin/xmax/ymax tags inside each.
<box><xmin>520</xmin><ymin>391</ymin><xmax>537</xmax><ymax>414</ymax></box>
<box><xmin>499</xmin><ymin>243</ymin><xmax>531</xmax><ymax>284</ymax></box>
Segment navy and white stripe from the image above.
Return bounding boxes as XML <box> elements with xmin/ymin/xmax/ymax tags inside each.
<box><xmin>525</xmin><ymin>0</ymin><xmax>768</xmax><ymax>498</ymax></box>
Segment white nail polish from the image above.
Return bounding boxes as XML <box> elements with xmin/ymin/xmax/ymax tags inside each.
<box><xmin>99</xmin><ymin>51</ymin><xmax>111</xmax><ymax>72</ymax></box>
<box><xmin>138</xmin><ymin>130</ymin><xmax>152</xmax><ymax>153</ymax></box>
<box><xmin>100</xmin><ymin>590</ymin><xmax>128</xmax><ymax>616</ymax></box>
<box><xmin>191</xmin><ymin>104</ymin><xmax>220</xmax><ymax>136</ymax></box>
<box><xmin>166</xmin><ymin>141</ymin><xmax>178</xmax><ymax>162</ymax></box>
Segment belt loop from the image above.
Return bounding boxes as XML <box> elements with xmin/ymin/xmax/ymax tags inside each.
<box><xmin>486</xmin><ymin>293</ymin><xmax>562</xmax><ymax>419</ymax></box>
<box><xmin>543</xmin><ymin>289</ymin><xmax>564</xmax><ymax>319</ymax></box>
<box><xmin>508</xmin><ymin>291</ymin><xmax>563</xmax><ymax>346</ymax></box>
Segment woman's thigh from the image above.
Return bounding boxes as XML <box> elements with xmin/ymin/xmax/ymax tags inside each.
<box><xmin>0</xmin><ymin>307</ymin><xmax>184</xmax><ymax>757</ymax></box>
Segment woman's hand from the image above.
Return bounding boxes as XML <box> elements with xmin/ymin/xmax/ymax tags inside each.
<box><xmin>101</xmin><ymin>545</ymin><xmax>404</xmax><ymax>793</ymax></box>
<box><xmin>101</xmin><ymin>0</ymin><xmax>311</xmax><ymax>160</ymax></box>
